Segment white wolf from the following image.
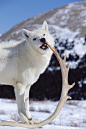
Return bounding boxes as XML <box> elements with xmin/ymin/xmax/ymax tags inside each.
<box><xmin>0</xmin><ymin>21</ymin><xmax>54</xmax><ymax>124</ymax></box>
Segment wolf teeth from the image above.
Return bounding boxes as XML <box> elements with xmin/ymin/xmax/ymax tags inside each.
<box><xmin>40</xmin><ymin>43</ymin><xmax>48</xmax><ymax>50</ymax></box>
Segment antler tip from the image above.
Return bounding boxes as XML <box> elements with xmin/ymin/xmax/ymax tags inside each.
<box><xmin>64</xmin><ymin>52</ymin><xmax>67</xmax><ymax>62</ymax></box>
<box><xmin>67</xmin><ymin>63</ymin><xmax>70</xmax><ymax>71</ymax></box>
<box><xmin>65</xmin><ymin>52</ymin><xmax>67</xmax><ymax>55</ymax></box>
<box><xmin>72</xmin><ymin>82</ymin><xmax>75</xmax><ymax>87</ymax></box>
<box><xmin>67</xmin><ymin>96</ymin><xmax>72</xmax><ymax>100</ymax></box>
<box><xmin>69</xmin><ymin>82</ymin><xmax>75</xmax><ymax>89</ymax></box>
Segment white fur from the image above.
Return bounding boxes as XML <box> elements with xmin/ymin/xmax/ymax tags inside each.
<box><xmin>0</xmin><ymin>21</ymin><xmax>54</xmax><ymax>124</ymax></box>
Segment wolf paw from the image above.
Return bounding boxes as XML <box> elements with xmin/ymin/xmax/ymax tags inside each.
<box><xmin>23</xmin><ymin>119</ymin><xmax>38</xmax><ymax>125</ymax></box>
<box><xmin>28</xmin><ymin>119</ymin><xmax>38</xmax><ymax>124</ymax></box>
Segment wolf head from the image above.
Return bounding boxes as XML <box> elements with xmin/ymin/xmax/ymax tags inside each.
<box><xmin>22</xmin><ymin>21</ymin><xmax>54</xmax><ymax>54</ymax></box>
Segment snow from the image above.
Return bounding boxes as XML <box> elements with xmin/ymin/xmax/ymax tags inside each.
<box><xmin>11</xmin><ymin>30</ymin><xmax>22</xmax><ymax>37</ymax></box>
<box><xmin>67</xmin><ymin>37</ymin><xmax>86</xmax><ymax>58</ymax></box>
<box><xmin>49</xmin><ymin>25</ymin><xmax>80</xmax><ymax>40</ymax></box>
<box><xmin>74</xmin><ymin>42</ymin><xmax>86</xmax><ymax>58</ymax></box>
<box><xmin>53</xmin><ymin>36</ymin><xmax>86</xmax><ymax>70</ymax></box>
<box><xmin>0</xmin><ymin>99</ymin><xmax>86</xmax><ymax>129</ymax></box>
<box><xmin>83</xmin><ymin>78</ymin><xmax>86</xmax><ymax>84</ymax></box>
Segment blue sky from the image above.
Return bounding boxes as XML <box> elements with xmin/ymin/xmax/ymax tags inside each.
<box><xmin>0</xmin><ymin>0</ymin><xmax>83</xmax><ymax>35</ymax></box>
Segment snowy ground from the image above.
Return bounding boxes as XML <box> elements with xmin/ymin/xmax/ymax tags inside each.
<box><xmin>0</xmin><ymin>99</ymin><xmax>86</xmax><ymax>129</ymax></box>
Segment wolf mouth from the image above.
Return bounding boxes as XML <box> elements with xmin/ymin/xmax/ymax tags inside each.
<box><xmin>40</xmin><ymin>43</ymin><xmax>48</xmax><ymax>50</ymax></box>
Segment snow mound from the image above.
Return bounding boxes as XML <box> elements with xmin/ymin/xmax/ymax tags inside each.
<box><xmin>0</xmin><ymin>99</ymin><xmax>86</xmax><ymax>129</ymax></box>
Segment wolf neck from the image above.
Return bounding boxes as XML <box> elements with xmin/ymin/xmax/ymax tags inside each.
<box><xmin>25</xmin><ymin>40</ymin><xmax>51</xmax><ymax>71</ymax></box>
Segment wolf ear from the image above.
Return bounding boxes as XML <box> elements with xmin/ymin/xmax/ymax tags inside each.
<box><xmin>41</xmin><ymin>21</ymin><xmax>48</xmax><ymax>31</ymax></box>
<box><xmin>22</xmin><ymin>29</ymin><xmax>31</xmax><ymax>39</ymax></box>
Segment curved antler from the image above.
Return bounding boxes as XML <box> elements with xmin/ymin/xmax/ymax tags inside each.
<box><xmin>0</xmin><ymin>44</ymin><xmax>75</xmax><ymax>128</ymax></box>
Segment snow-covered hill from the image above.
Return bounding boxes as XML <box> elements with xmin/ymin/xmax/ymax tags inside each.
<box><xmin>0</xmin><ymin>99</ymin><xmax>86</xmax><ymax>129</ymax></box>
<box><xmin>0</xmin><ymin>1</ymin><xmax>86</xmax><ymax>41</ymax></box>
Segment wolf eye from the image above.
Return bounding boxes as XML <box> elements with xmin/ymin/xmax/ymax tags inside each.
<box><xmin>33</xmin><ymin>38</ymin><xmax>36</xmax><ymax>40</ymax></box>
<box><xmin>43</xmin><ymin>34</ymin><xmax>45</xmax><ymax>36</ymax></box>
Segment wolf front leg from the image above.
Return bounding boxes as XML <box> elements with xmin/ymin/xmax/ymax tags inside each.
<box><xmin>14</xmin><ymin>83</ymin><xmax>29</xmax><ymax>124</ymax></box>
<box><xmin>24</xmin><ymin>86</ymin><xmax>38</xmax><ymax>124</ymax></box>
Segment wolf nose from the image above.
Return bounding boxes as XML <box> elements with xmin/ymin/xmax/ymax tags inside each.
<box><xmin>40</xmin><ymin>38</ymin><xmax>46</xmax><ymax>43</ymax></box>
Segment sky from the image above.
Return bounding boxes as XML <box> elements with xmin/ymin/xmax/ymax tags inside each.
<box><xmin>0</xmin><ymin>0</ymin><xmax>84</xmax><ymax>35</ymax></box>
